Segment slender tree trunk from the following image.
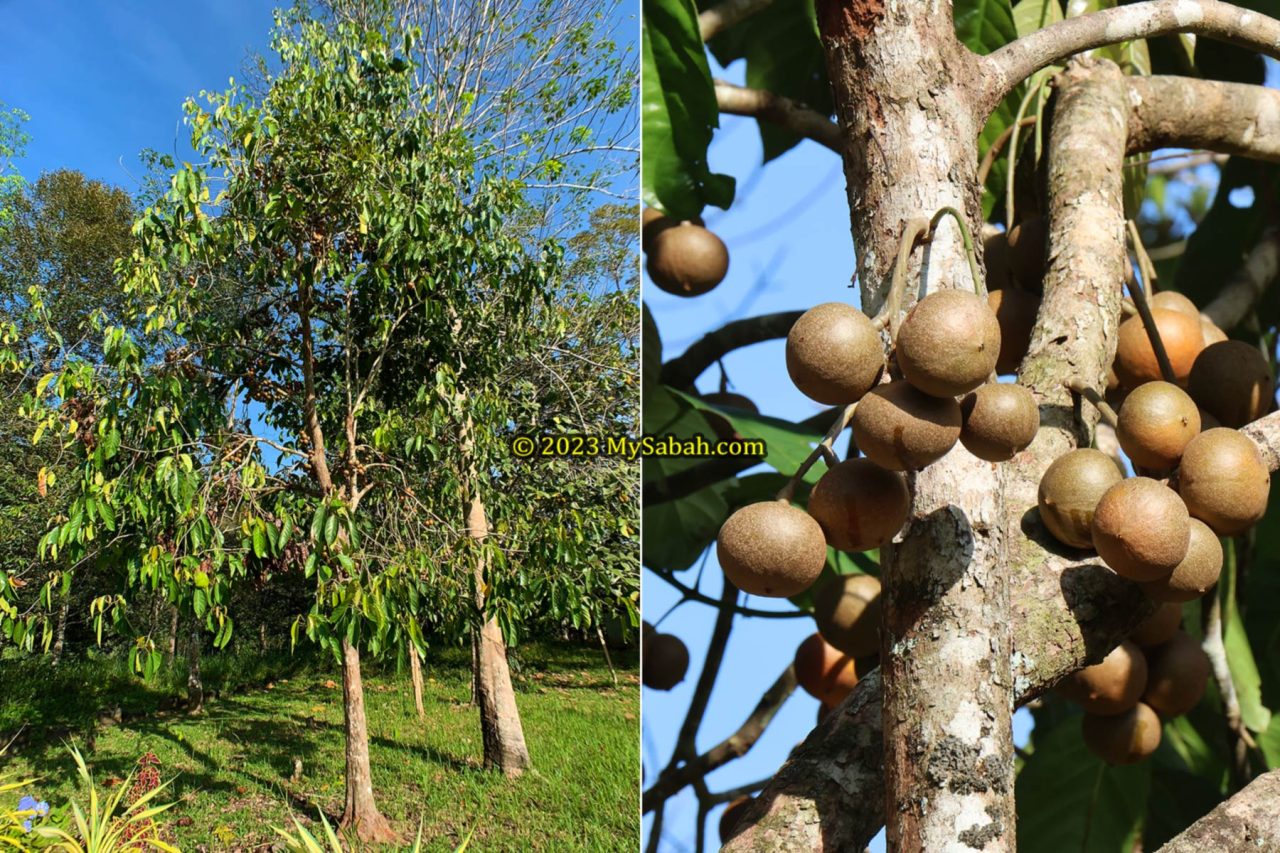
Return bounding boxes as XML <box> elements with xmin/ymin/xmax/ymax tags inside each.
<box><xmin>187</xmin><ymin>619</ymin><xmax>204</xmax><ymax>713</ymax></box>
<box><xmin>50</xmin><ymin>596</ymin><xmax>69</xmax><ymax>666</ymax></box>
<box><xmin>166</xmin><ymin>605</ymin><xmax>179</xmax><ymax>666</ymax></box>
<box><xmin>409</xmin><ymin>644</ymin><xmax>426</xmax><ymax>721</ymax></box>
<box><xmin>259</xmin><ymin>620</ymin><xmax>268</xmax><ymax>653</ymax></box>
<box><xmin>338</xmin><ymin>639</ymin><xmax>398</xmax><ymax>841</ymax></box>
<box><xmin>470</xmin><ymin>626</ymin><xmax>481</xmax><ymax>707</ymax></box>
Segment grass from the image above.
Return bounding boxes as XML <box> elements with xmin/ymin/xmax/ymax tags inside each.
<box><xmin>0</xmin><ymin>641</ymin><xmax>639</xmax><ymax>851</ymax></box>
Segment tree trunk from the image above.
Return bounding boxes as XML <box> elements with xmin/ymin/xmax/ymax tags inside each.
<box><xmin>259</xmin><ymin>620</ymin><xmax>268</xmax><ymax>654</ymax></box>
<box><xmin>409</xmin><ymin>644</ymin><xmax>425</xmax><ymax>721</ymax></box>
<box><xmin>187</xmin><ymin>618</ymin><xmax>204</xmax><ymax>713</ymax></box>
<box><xmin>166</xmin><ymin>605</ymin><xmax>179</xmax><ymax>666</ymax></box>
<box><xmin>339</xmin><ymin>639</ymin><xmax>398</xmax><ymax>842</ymax></box>
<box><xmin>470</xmin><ymin>625</ymin><xmax>481</xmax><ymax>707</ymax></box>
<box><xmin>50</xmin><ymin>596</ymin><xmax>69</xmax><ymax>666</ymax></box>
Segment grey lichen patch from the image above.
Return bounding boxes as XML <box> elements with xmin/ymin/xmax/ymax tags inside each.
<box><xmin>958</xmin><ymin>805</ymin><xmax>1006</xmax><ymax>850</ymax></box>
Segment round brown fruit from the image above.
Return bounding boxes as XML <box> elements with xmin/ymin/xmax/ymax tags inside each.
<box><xmin>811</xmin><ymin>573</ymin><xmax>882</xmax><ymax>658</ymax></box>
<box><xmin>1116</xmin><ymin>381</ymin><xmax>1200</xmax><ymax>470</ymax></box>
<box><xmin>984</xmin><ymin>230</ymin><xmax>1014</xmax><ymax>291</ymax></box>
<box><xmin>1082</xmin><ymin>702</ymin><xmax>1162</xmax><ymax>764</ymax></box>
<box><xmin>852</xmin><ymin>380</ymin><xmax>962</xmax><ymax>471</ymax></box>
<box><xmin>1113</xmin><ymin>309</ymin><xmax>1205</xmax><ymax>388</ymax></box>
<box><xmin>1187</xmin><ymin>340</ymin><xmax>1273</xmax><ymax>428</ymax></box>
<box><xmin>1142</xmin><ymin>631</ymin><xmax>1210</xmax><ymax>717</ymax></box>
<box><xmin>807</xmin><ymin>459</ymin><xmax>910</xmax><ymax>551</ymax></box>
<box><xmin>640</xmin><ymin>207</ymin><xmax>672</xmax><ymax>252</ymax></box>
<box><xmin>1037</xmin><ymin>449</ymin><xmax>1125</xmax><ymax>549</ymax></box>
<box><xmin>895</xmin><ymin>290</ymin><xmax>1001</xmax><ymax>398</ymax></box>
<box><xmin>959</xmin><ymin>382</ymin><xmax>1039</xmax><ymax>461</ymax></box>
<box><xmin>786</xmin><ymin>303</ymin><xmax>885</xmax><ymax>405</ymax></box>
<box><xmin>1056</xmin><ymin>639</ymin><xmax>1148</xmax><ymax>715</ymax></box>
<box><xmin>987</xmin><ymin>289</ymin><xmax>1039</xmax><ymax>375</ymax></box>
<box><xmin>1091</xmin><ymin>478</ymin><xmax>1190</xmax><ymax>582</ymax></box>
<box><xmin>794</xmin><ymin>632</ymin><xmax>859</xmax><ymax>705</ymax></box>
<box><xmin>719</xmin><ymin>796</ymin><xmax>754</xmax><ymax>843</ymax></box>
<box><xmin>643</xmin><ymin>632</ymin><xmax>689</xmax><ymax>691</ymax></box>
<box><xmin>1130</xmin><ymin>602</ymin><xmax>1182</xmax><ymax>648</ymax></box>
<box><xmin>1007</xmin><ymin>216</ymin><xmax>1047</xmax><ymax>291</ymax></box>
<box><xmin>717</xmin><ymin>501</ymin><xmax>828</xmax><ymax>598</ymax></box>
<box><xmin>1149</xmin><ymin>291</ymin><xmax>1200</xmax><ymax>321</ymax></box>
<box><xmin>1140</xmin><ymin>518</ymin><xmax>1222</xmax><ymax>603</ymax></box>
<box><xmin>1177</xmin><ymin>428</ymin><xmax>1270</xmax><ymax>536</ymax></box>
<box><xmin>646</xmin><ymin>221</ymin><xmax>729</xmax><ymax>297</ymax></box>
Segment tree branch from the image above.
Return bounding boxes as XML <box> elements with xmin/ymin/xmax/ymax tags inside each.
<box><xmin>660</xmin><ymin>311</ymin><xmax>802</xmax><ymax>390</ymax></box>
<box><xmin>1204</xmin><ymin>228</ymin><xmax>1280</xmax><ymax>332</ymax></box>
<box><xmin>699</xmin><ymin>0</ymin><xmax>775</xmax><ymax>41</ymax></box>
<box><xmin>1126</xmin><ymin>77</ymin><xmax>1280</xmax><ymax>162</ymax></box>
<box><xmin>980</xmin><ymin>0</ymin><xmax>1280</xmax><ymax>114</ymax></box>
<box><xmin>1156</xmin><ymin>769</ymin><xmax>1280</xmax><ymax>852</ymax></box>
<box><xmin>714</xmin><ymin>82</ymin><xmax>841</xmax><ymax>153</ymax></box>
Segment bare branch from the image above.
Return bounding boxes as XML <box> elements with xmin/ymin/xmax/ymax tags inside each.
<box><xmin>714</xmin><ymin>81</ymin><xmax>841</xmax><ymax>153</ymax></box>
<box><xmin>1156</xmin><ymin>769</ymin><xmax>1280</xmax><ymax>852</ymax></box>
<box><xmin>660</xmin><ymin>311</ymin><xmax>802</xmax><ymax>390</ymax></box>
<box><xmin>1127</xmin><ymin>77</ymin><xmax>1280</xmax><ymax>162</ymax></box>
<box><xmin>1205</xmin><ymin>228</ymin><xmax>1280</xmax><ymax>332</ymax></box>
<box><xmin>980</xmin><ymin>0</ymin><xmax>1280</xmax><ymax>114</ymax></box>
<box><xmin>699</xmin><ymin>0</ymin><xmax>774</xmax><ymax>41</ymax></box>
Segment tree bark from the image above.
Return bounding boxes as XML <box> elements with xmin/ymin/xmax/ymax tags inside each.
<box><xmin>339</xmin><ymin>639</ymin><xmax>398</xmax><ymax>842</ymax></box>
<box><xmin>167</xmin><ymin>604</ymin><xmax>179</xmax><ymax>666</ymax></box>
<box><xmin>409</xmin><ymin>643</ymin><xmax>426</xmax><ymax>721</ymax></box>
<box><xmin>50</xmin><ymin>595</ymin><xmax>68</xmax><ymax>666</ymax></box>
<box><xmin>187</xmin><ymin>618</ymin><xmax>204</xmax><ymax>713</ymax></box>
<box><xmin>1156</xmin><ymin>769</ymin><xmax>1280</xmax><ymax>852</ymax></box>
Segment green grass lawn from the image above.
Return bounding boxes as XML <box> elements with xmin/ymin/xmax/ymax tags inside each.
<box><xmin>0</xmin><ymin>641</ymin><xmax>639</xmax><ymax>851</ymax></box>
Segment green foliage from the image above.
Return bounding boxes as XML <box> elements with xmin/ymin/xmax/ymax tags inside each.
<box><xmin>0</xmin><ymin>102</ymin><xmax>28</xmax><ymax>231</ymax></box>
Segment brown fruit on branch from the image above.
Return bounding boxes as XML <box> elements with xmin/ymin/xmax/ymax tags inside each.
<box><xmin>1187</xmin><ymin>340</ymin><xmax>1273</xmax><ymax>428</ymax></box>
<box><xmin>1140</xmin><ymin>518</ymin><xmax>1222</xmax><ymax>603</ymax></box>
<box><xmin>646</xmin><ymin>221</ymin><xmax>729</xmax><ymax>297</ymax></box>
<box><xmin>1130</xmin><ymin>601</ymin><xmax>1182</xmax><ymax>648</ymax></box>
<box><xmin>852</xmin><ymin>380</ymin><xmax>962</xmax><ymax>471</ymax></box>
<box><xmin>1091</xmin><ymin>478</ymin><xmax>1190</xmax><ymax>582</ymax></box>
<box><xmin>807</xmin><ymin>459</ymin><xmax>910</xmax><ymax>551</ymax></box>
<box><xmin>983</xmin><ymin>230</ymin><xmax>1014</xmax><ymax>291</ymax></box>
<box><xmin>1149</xmin><ymin>290</ymin><xmax>1200</xmax><ymax>321</ymax></box>
<box><xmin>794</xmin><ymin>632</ymin><xmax>860</xmax><ymax>705</ymax></box>
<box><xmin>717</xmin><ymin>500</ymin><xmax>828</xmax><ymax>597</ymax></box>
<box><xmin>719</xmin><ymin>796</ymin><xmax>754</xmax><ymax>843</ymax></box>
<box><xmin>987</xmin><ymin>289</ymin><xmax>1039</xmax><ymax>375</ymax></box>
<box><xmin>1114</xmin><ymin>309</ymin><xmax>1205</xmax><ymax>388</ymax></box>
<box><xmin>959</xmin><ymin>382</ymin><xmax>1039</xmax><ymax>461</ymax></box>
<box><xmin>1082</xmin><ymin>702</ymin><xmax>1162</xmax><ymax>764</ymax></box>
<box><xmin>1177</xmin><ymin>428</ymin><xmax>1270</xmax><ymax>536</ymax></box>
<box><xmin>895</xmin><ymin>290</ymin><xmax>1001</xmax><ymax>398</ymax></box>
<box><xmin>1056</xmin><ymin>639</ymin><xmax>1148</xmax><ymax>715</ymax></box>
<box><xmin>811</xmin><ymin>573</ymin><xmax>882</xmax><ymax>658</ymax></box>
<box><xmin>641</xmin><ymin>206</ymin><xmax>670</xmax><ymax>252</ymax></box>
<box><xmin>643</xmin><ymin>633</ymin><xmax>689</xmax><ymax>691</ymax></box>
<box><xmin>786</xmin><ymin>303</ymin><xmax>885</xmax><ymax>405</ymax></box>
<box><xmin>1037</xmin><ymin>449</ymin><xmax>1124</xmax><ymax>549</ymax></box>
<box><xmin>1142</xmin><ymin>631</ymin><xmax>1210</xmax><ymax>717</ymax></box>
<box><xmin>1116</xmin><ymin>381</ymin><xmax>1200</xmax><ymax>470</ymax></box>
<box><xmin>1006</xmin><ymin>216</ymin><xmax>1047</xmax><ymax>291</ymax></box>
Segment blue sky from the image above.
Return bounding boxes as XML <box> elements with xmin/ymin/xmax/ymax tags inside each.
<box><xmin>0</xmin><ymin>1</ymin><xmax>277</xmax><ymax>190</ymax></box>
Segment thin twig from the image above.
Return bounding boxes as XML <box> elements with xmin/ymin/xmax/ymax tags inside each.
<box><xmin>1067</xmin><ymin>380</ymin><xmax>1119</xmax><ymax>429</ymax></box>
<box><xmin>776</xmin><ymin>403</ymin><xmax>857</xmax><ymax>502</ymax></box>
<box><xmin>977</xmin><ymin>116</ymin><xmax>1037</xmax><ymax>187</ymax></box>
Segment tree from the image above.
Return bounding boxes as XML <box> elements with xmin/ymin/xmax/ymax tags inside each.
<box><xmin>642</xmin><ymin>0</ymin><xmax>1280</xmax><ymax>850</ymax></box>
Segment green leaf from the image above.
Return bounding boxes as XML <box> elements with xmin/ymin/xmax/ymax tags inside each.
<box><xmin>643</xmin><ymin>0</ymin><xmax>736</xmax><ymax>218</ymax></box>
<box><xmin>671</xmin><ymin>387</ymin><xmax>824</xmax><ymax>483</ymax></box>
<box><xmin>1012</xmin><ymin>0</ymin><xmax>1062</xmax><ymax>38</ymax></box>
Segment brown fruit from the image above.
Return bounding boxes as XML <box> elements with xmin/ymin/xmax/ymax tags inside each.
<box><xmin>1177</xmin><ymin>428</ymin><xmax>1270</xmax><ymax>535</ymax></box>
<box><xmin>1187</xmin><ymin>340</ymin><xmax>1273</xmax><ymax>428</ymax></box>
<box><xmin>719</xmin><ymin>796</ymin><xmax>754</xmax><ymax>842</ymax></box>
<box><xmin>1140</xmin><ymin>518</ymin><xmax>1222</xmax><ymax>603</ymax></box>
<box><xmin>794</xmin><ymin>632</ymin><xmax>859</xmax><ymax>705</ymax></box>
<box><xmin>807</xmin><ymin>459</ymin><xmax>910</xmax><ymax>551</ymax></box>
<box><xmin>984</xmin><ymin>230</ymin><xmax>1014</xmax><ymax>291</ymax></box>
<box><xmin>702</xmin><ymin>392</ymin><xmax>758</xmax><ymax>414</ymax></box>
<box><xmin>1007</xmin><ymin>216</ymin><xmax>1047</xmax><ymax>291</ymax></box>
<box><xmin>959</xmin><ymin>382</ymin><xmax>1040</xmax><ymax>461</ymax></box>
<box><xmin>1056</xmin><ymin>639</ymin><xmax>1148</xmax><ymax>715</ymax></box>
<box><xmin>895</xmin><ymin>290</ymin><xmax>1002</xmax><ymax>397</ymax></box>
<box><xmin>851</xmin><ymin>381</ymin><xmax>962</xmax><ymax>471</ymax></box>
<box><xmin>786</xmin><ymin>303</ymin><xmax>885</xmax><ymax>404</ymax></box>
<box><xmin>1082</xmin><ymin>702</ymin><xmax>1162</xmax><ymax>764</ymax></box>
<box><xmin>1150</xmin><ymin>290</ymin><xmax>1200</xmax><ymax>321</ymax></box>
<box><xmin>1037</xmin><ymin>449</ymin><xmax>1125</xmax><ymax>549</ymax></box>
<box><xmin>646</xmin><ymin>222</ymin><xmax>729</xmax><ymax>297</ymax></box>
<box><xmin>1116</xmin><ymin>381</ymin><xmax>1200</xmax><ymax>470</ymax></box>
<box><xmin>1130</xmin><ymin>601</ymin><xmax>1182</xmax><ymax>648</ymax></box>
<box><xmin>1114</xmin><ymin>309</ymin><xmax>1205</xmax><ymax>387</ymax></box>
<box><xmin>643</xmin><ymin>632</ymin><xmax>689</xmax><ymax>691</ymax></box>
<box><xmin>1142</xmin><ymin>631</ymin><xmax>1210</xmax><ymax>717</ymax></box>
<box><xmin>987</xmin><ymin>288</ymin><xmax>1039</xmax><ymax>375</ymax></box>
<box><xmin>811</xmin><ymin>573</ymin><xmax>882</xmax><ymax>658</ymax></box>
<box><xmin>1200</xmin><ymin>316</ymin><xmax>1228</xmax><ymax>347</ymax></box>
<box><xmin>717</xmin><ymin>500</ymin><xmax>828</xmax><ymax>597</ymax></box>
<box><xmin>1091</xmin><ymin>478</ymin><xmax>1190</xmax><ymax>582</ymax></box>
<box><xmin>640</xmin><ymin>207</ymin><xmax>671</xmax><ymax>252</ymax></box>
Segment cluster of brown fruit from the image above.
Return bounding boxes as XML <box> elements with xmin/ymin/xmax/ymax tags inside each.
<box><xmin>1057</xmin><ymin>608</ymin><xmax>1208</xmax><ymax>764</ymax></box>
<box><xmin>715</xmin><ymin>282</ymin><xmax>1040</xmax><ymax>601</ymax></box>
<box><xmin>641</xmin><ymin>620</ymin><xmax>690</xmax><ymax>692</ymax></box>
<box><xmin>642</xmin><ymin>208</ymin><xmax>730</xmax><ymax>298</ymax></box>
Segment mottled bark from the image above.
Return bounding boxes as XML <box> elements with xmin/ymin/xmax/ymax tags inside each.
<box><xmin>1156</xmin><ymin>770</ymin><xmax>1280</xmax><ymax>852</ymax></box>
<box><xmin>50</xmin><ymin>596</ymin><xmax>68</xmax><ymax>666</ymax></box>
<box><xmin>1126</xmin><ymin>77</ymin><xmax>1280</xmax><ymax>162</ymax></box>
<box><xmin>339</xmin><ymin>639</ymin><xmax>398</xmax><ymax>842</ymax></box>
<box><xmin>410</xmin><ymin>643</ymin><xmax>426</xmax><ymax>721</ymax></box>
